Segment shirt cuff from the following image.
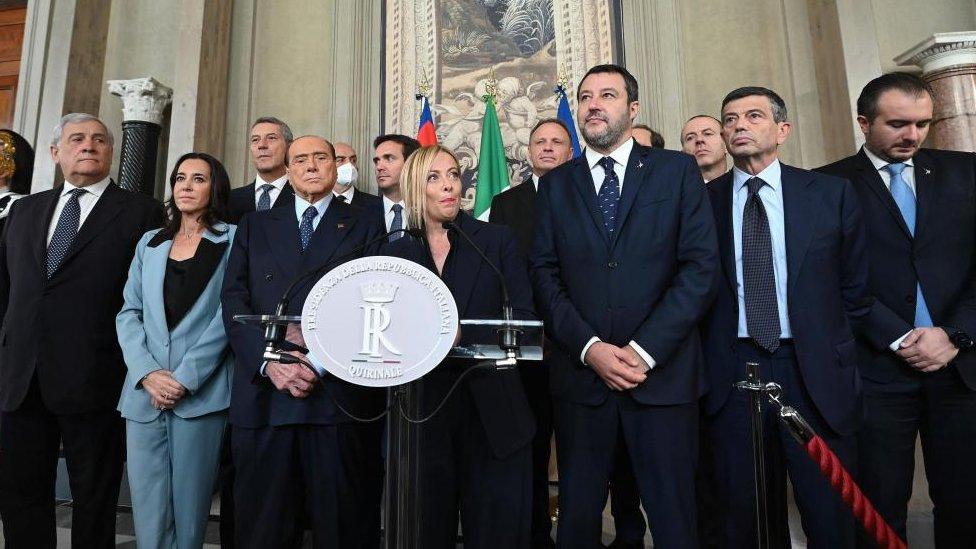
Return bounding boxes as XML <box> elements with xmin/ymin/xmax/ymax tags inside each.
<box><xmin>580</xmin><ymin>336</ymin><xmax>601</xmax><ymax>365</ymax></box>
<box><xmin>629</xmin><ymin>341</ymin><xmax>656</xmax><ymax>371</ymax></box>
<box><xmin>259</xmin><ymin>361</ymin><xmax>269</xmax><ymax>377</ymax></box>
<box><xmin>890</xmin><ymin>330</ymin><xmax>913</xmax><ymax>352</ymax></box>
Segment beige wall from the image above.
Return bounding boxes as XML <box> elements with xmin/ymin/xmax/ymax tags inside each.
<box><xmin>872</xmin><ymin>0</ymin><xmax>976</xmax><ymax>72</ymax></box>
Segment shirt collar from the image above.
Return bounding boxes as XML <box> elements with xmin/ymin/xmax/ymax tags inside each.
<box><xmin>294</xmin><ymin>193</ymin><xmax>332</xmax><ymax>220</ymax></box>
<box><xmin>585</xmin><ymin>138</ymin><xmax>635</xmax><ymax>171</ymax></box>
<box><xmin>256</xmin><ymin>173</ymin><xmax>288</xmax><ymax>190</ymax></box>
<box><xmin>862</xmin><ymin>146</ymin><xmax>914</xmax><ymax>172</ymax></box>
<box><xmin>531</xmin><ymin>174</ymin><xmax>539</xmax><ymax>191</ymax></box>
<box><xmin>335</xmin><ymin>186</ymin><xmax>355</xmax><ymax>202</ymax></box>
<box><xmin>382</xmin><ymin>194</ymin><xmax>404</xmax><ymax>213</ymax></box>
<box><xmin>62</xmin><ymin>176</ymin><xmax>111</xmax><ymax>198</ymax></box>
<box><xmin>732</xmin><ymin>159</ymin><xmax>782</xmax><ymax>193</ymax></box>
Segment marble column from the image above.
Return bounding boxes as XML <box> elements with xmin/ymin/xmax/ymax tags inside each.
<box><xmin>108</xmin><ymin>78</ymin><xmax>173</xmax><ymax>196</ymax></box>
<box><xmin>896</xmin><ymin>32</ymin><xmax>976</xmax><ymax>152</ymax></box>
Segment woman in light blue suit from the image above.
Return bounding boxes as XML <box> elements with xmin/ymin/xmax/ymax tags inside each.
<box><xmin>117</xmin><ymin>152</ymin><xmax>235</xmax><ymax>549</ymax></box>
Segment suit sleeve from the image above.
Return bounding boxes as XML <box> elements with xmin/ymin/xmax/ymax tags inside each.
<box><xmin>116</xmin><ymin>232</ymin><xmax>167</xmax><ymax>388</ymax></box>
<box><xmin>942</xmin><ymin>153</ymin><xmax>976</xmax><ymax>374</ymax></box>
<box><xmin>220</xmin><ymin>215</ymin><xmax>268</xmax><ymax>384</ymax></box>
<box><xmin>529</xmin><ymin>175</ymin><xmax>600</xmax><ymax>363</ymax></box>
<box><xmin>838</xmin><ymin>178</ymin><xmax>873</xmax><ymax>337</ymax></box>
<box><xmin>630</xmin><ymin>156</ymin><xmax>719</xmax><ymax>365</ymax></box>
<box><xmin>0</xmin><ymin>199</ymin><xmax>16</xmax><ymax>323</ymax></box>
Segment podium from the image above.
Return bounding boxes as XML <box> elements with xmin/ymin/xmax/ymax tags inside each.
<box><xmin>234</xmin><ymin>256</ymin><xmax>543</xmax><ymax>548</ymax></box>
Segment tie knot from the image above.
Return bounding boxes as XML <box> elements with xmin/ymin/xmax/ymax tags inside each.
<box><xmin>258</xmin><ymin>184</ymin><xmax>273</xmax><ymax>192</ymax></box>
<box><xmin>885</xmin><ymin>163</ymin><xmax>906</xmax><ymax>176</ymax></box>
<box><xmin>746</xmin><ymin>177</ymin><xmax>765</xmax><ymax>196</ymax></box>
<box><xmin>392</xmin><ymin>203</ymin><xmax>402</xmax><ymax>213</ymax></box>
<box><xmin>68</xmin><ymin>188</ymin><xmax>87</xmax><ymax>199</ymax></box>
<box><xmin>302</xmin><ymin>205</ymin><xmax>318</xmax><ymax>221</ymax></box>
<box><xmin>598</xmin><ymin>156</ymin><xmax>615</xmax><ymax>172</ymax></box>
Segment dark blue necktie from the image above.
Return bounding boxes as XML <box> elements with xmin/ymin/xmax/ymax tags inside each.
<box><xmin>299</xmin><ymin>205</ymin><xmax>318</xmax><ymax>251</ymax></box>
<box><xmin>389</xmin><ymin>203</ymin><xmax>403</xmax><ymax>242</ymax></box>
<box><xmin>256</xmin><ymin>183</ymin><xmax>273</xmax><ymax>211</ymax></box>
<box><xmin>47</xmin><ymin>188</ymin><xmax>87</xmax><ymax>278</ymax></box>
<box><xmin>597</xmin><ymin>156</ymin><xmax>620</xmax><ymax>236</ymax></box>
<box><xmin>742</xmin><ymin>177</ymin><xmax>781</xmax><ymax>352</ymax></box>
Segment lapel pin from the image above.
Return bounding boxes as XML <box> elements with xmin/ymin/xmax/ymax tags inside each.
<box><xmin>924</xmin><ymin>168</ymin><xmax>931</xmax><ymax>175</ymax></box>
<box><xmin>337</xmin><ymin>223</ymin><xmax>346</xmax><ymax>229</ymax></box>
<box><xmin>637</xmin><ymin>160</ymin><xmax>643</xmax><ymax>169</ymax></box>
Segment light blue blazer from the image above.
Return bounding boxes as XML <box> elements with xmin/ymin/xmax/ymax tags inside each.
<box><xmin>117</xmin><ymin>223</ymin><xmax>236</xmax><ymax>422</ymax></box>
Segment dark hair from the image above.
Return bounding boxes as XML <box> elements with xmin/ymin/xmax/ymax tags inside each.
<box><xmin>721</xmin><ymin>87</ymin><xmax>788</xmax><ymax>123</ymax></box>
<box><xmin>0</xmin><ymin>130</ymin><xmax>34</xmax><ymax>195</ymax></box>
<box><xmin>529</xmin><ymin>118</ymin><xmax>571</xmax><ymax>140</ymax></box>
<box><xmin>857</xmin><ymin>72</ymin><xmax>933</xmax><ymax>122</ymax></box>
<box><xmin>373</xmin><ymin>134</ymin><xmax>420</xmax><ymax>160</ymax></box>
<box><xmin>633</xmin><ymin>124</ymin><xmax>665</xmax><ymax>148</ymax></box>
<box><xmin>578</xmin><ymin>64</ymin><xmax>639</xmax><ymax>103</ymax></box>
<box><xmin>250</xmin><ymin>116</ymin><xmax>294</xmax><ymax>143</ymax></box>
<box><xmin>160</xmin><ymin>152</ymin><xmax>231</xmax><ymax>239</ymax></box>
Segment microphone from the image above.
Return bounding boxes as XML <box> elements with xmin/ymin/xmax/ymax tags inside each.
<box><xmin>442</xmin><ymin>220</ymin><xmax>520</xmax><ymax>354</ymax></box>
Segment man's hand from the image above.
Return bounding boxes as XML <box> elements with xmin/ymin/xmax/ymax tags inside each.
<box><xmin>897</xmin><ymin>327</ymin><xmax>959</xmax><ymax>372</ymax></box>
<box><xmin>142</xmin><ymin>370</ymin><xmax>187</xmax><ymax>409</ymax></box>
<box><xmin>585</xmin><ymin>342</ymin><xmax>647</xmax><ymax>391</ymax></box>
<box><xmin>266</xmin><ymin>356</ymin><xmax>318</xmax><ymax>398</ymax></box>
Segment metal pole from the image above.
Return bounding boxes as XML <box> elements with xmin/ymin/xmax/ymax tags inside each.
<box><xmin>384</xmin><ymin>382</ymin><xmax>423</xmax><ymax>548</ymax></box>
<box><xmin>741</xmin><ymin>361</ymin><xmax>770</xmax><ymax>549</ymax></box>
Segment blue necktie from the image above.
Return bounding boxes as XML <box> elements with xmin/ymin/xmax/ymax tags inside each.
<box><xmin>597</xmin><ymin>156</ymin><xmax>620</xmax><ymax>236</ymax></box>
<box><xmin>389</xmin><ymin>203</ymin><xmax>403</xmax><ymax>242</ymax></box>
<box><xmin>299</xmin><ymin>205</ymin><xmax>318</xmax><ymax>251</ymax></box>
<box><xmin>742</xmin><ymin>177</ymin><xmax>781</xmax><ymax>352</ymax></box>
<box><xmin>46</xmin><ymin>188</ymin><xmax>87</xmax><ymax>278</ymax></box>
<box><xmin>256</xmin><ymin>183</ymin><xmax>273</xmax><ymax>211</ymax></box>
<box><xmin>886</xmin><ymin>163</ymin><xmax>933</xmax><ymax>327</ymax></box>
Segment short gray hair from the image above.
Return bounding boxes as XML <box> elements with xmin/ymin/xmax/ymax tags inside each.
<box><xmin>250</xmin><ymin>116</ymin><xmax>294</xmax><ymax>143</ymax></box>
<box><xmin>50</xmin><ymin>113</ymin><xmax>115</xmax><ymax>148</ymax></box>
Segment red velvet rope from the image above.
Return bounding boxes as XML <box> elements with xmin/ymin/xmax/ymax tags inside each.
<box><xmin>804</xmin><ymin>435</ymin><xmax>907</xmax><ymax>549</ymax></box>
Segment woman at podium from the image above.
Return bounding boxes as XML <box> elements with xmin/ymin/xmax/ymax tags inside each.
<box><xmin>116</xmin><ymin>152</ymin><xmax>236</xmax><ymax>548</ymax></box>
<box><xmin>385</xmin><ymin>145</ymin><xmax>537</xmax><ymax>548</ymax></box>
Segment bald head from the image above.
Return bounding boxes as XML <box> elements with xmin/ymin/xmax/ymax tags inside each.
<box><xmin>334</xmin><ymin>141</ymin><xmax>357</xmax><ymax>167</ymax></box>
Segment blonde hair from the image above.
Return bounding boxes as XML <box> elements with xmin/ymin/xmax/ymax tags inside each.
<box><xmin>399</xmin><ymin>145</ymin><xmax>460</xmax><ymax>230</ymax></box>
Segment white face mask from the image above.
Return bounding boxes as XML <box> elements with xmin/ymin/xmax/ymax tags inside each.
<box><xmin>336</xmin><ymin>163</ymin><xmax>359</xmax><ymax>186</ymax></box>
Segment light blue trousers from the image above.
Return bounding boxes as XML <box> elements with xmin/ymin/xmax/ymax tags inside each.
<box><xmin>126</xmin><ymin>411</ymin><xmax>227</xmax><ymax>549</ymax></box>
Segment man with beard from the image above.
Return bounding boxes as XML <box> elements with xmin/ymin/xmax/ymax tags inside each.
<box><xmin>680</xmin><ymin>115</ymin><xmax>728</xmax><ymax>183</ymax></box>
<box><xmin>530</xmin><ymin>64</ymin><xmax>718</xmax><ymax>548</ymax></box>
<box><xmin>228</xmin><ymin>117</ymin><xmax>295</xmax><ymax>223</ymax></box>
<box><xmin>817</xmin><ymin>73</ymin><xmax>976</xmax><ymax>546</ymax></box>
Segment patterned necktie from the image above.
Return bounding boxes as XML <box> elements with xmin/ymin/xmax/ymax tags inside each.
<box><xmin>335</xmin><ymin>194</ymin><xmax>347</xmax><ymax>203</ymax></box>
<box><xmin>742</xmin><ymin>177</ymin><xmax>781</xmax><ymax>352</ymax></box>
<box><xmin>256</xmin><ymin>183</ymin><xmax>274</xmax><ymax>211</ymax></box>
<box><xmin>389</xmin><ymin>203</ymin><xmax>403</xmax><ymax>242</ymax></box>
<box><xmin>597</xmin><ymin>156</ymin><xmax>620</xmax><ymax>237</ymax></box>
<box><xmin>47</xmin><ymin>188</ymin><xmax>87</xmax><ymax>278</ymax></box>
<box><xmin>299</xmin><ymin>205</ymin><xmax>318</xmax><ymax>251</ymax></box>
<box><xmin>885</xmin><ymin>163</ymin><xmax>933</xmax><ymax>327</ymax></box>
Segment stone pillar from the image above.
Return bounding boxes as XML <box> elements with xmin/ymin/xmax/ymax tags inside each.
<box><xmin>896</xmin><ymin>31</ymin><xmax>976</xmax><ymax>152</ymax></box>
<box><xmin>108</xmin><ymin>78</ymin><xmax>173</xmax><ymax>196</ymax></box>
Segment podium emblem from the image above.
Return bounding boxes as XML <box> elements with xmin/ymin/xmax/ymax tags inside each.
<box><xmin>302</xmin><ymin>256</ymin><xmax>459</xmax><ymax>387</ymax></box>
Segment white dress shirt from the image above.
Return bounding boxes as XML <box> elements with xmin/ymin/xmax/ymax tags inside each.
<box><xmin>254</xmin><ymin>174</ymin><xmax>288</xmax><ymax>208</ymax></box>
<box><xmin>731</xmin><ymin>160</ymin><xmax>792</xmax><ymax>339</ymax></box>
<box><xmin>578</xmin><ymin>138</ymin><xmax>656</xmax><ymax>371</ymax></box>
<box><xmin>531</xmin><ymin>173</ymin><xmax>540</xmax><ymax>191</ymax></box>
<box><xmin>382</xmin><ymin>195</ymin><xmax>406</xmax><ymax>232</ymax></box>
<box><xmin>46</xmin><ymin>177</ymin><xmax>111</xmax><ymax>245</ymax></box>
<box><xmin>862</xmin><ymin>147</ymin><xmax>920</xmax><ymax>351</ymax></box>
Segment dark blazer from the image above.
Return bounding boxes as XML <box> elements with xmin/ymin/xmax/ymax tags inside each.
<box><xmin>221</xmin><ymin>197</ymin><xmax>385</xmax><ymax>428</ymax></box>
<box><xmin>489</xmin><ymin>176</ymin><xmax>536</xmax><ymax>255</ymax></box>
<box><xmin>817</xmin><ymin>148</ymin><xmax>976</xmax><ymax>389</ymax></box>
<box><xmin>227</xmin><ymin>180</ymin><xmax>294</xmax><ymax>224</ymax></box>
<box><xmin>530</xmin><ymin>143</ymin><xmax>719</xmax><ymax>406</ymax></box>
<box><xmin>702</xmin><ymin>164</ymin><xmax>871</xmax><ymax>436</ymax></box>
<box><xmin>347</xmin><ymin>187</ymin><xmax>382</xmax><ymax>211</ymax></box>
<box><xmin>385</xmin><ymin>212</ymin><xmax>536</xmax><ymax>458</ymax></box>
<box><xmin>0</xmin><ymin>182</ymin><xmax>164</xmax><ymax>414</ymax></box>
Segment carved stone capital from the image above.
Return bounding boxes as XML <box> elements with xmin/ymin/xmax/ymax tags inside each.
<box><xmin>107</xmin><ymin>77</ymin><xmax>173</xmax><ymax>125</ymax></box>
<box><xmin>895</xmin><ymin>31</ymin><xmax>976</xmax><ymax>75</ymax></box>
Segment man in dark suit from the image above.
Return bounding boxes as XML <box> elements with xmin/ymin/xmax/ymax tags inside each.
<box><xmin>817</xmin><ymin>72</ymin><xmax>976</xmax><ymax>546</ymax></box>
<box><xmin>222</xmin><ymin>135</ymin><xmax>385</xmax><ymax>548</ymax></box>
<box><xmin>530</xmin><ymin>64</ymin><xmax>718</xmax><ymax>548</ymax></box>
<box><xmin>333</xmin><ymin>141</ymin><xmax>381</xmax><ymax>210</ymax></box>
<box><xmin>703</xmin><ymin>87</ymin><xmax>870</xmax><ymax>548</ymax></box>
<box><xmin>0</xmin><ymin>113</ymin><xmax>164</xmax><ymax>547</ymax></box>
<box><xmin>489</xmin><ymin>117</ymin><xmax>573</xmax><ymax>548</ymax></box>
<box><xmin>227</xmin><ymin>116</ymin><xmax>296</xmax><ymax>223</ymax></box>
<box><xmin>372</xmin><ymin>134</ymin><xmax>420</xmax><ymax>238</ymax></box>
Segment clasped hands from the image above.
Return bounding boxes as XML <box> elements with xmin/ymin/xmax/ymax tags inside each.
<box><xmin>896</xmin><ymin>327</ymin><xmax>959</xmax><ymax>373</ymax></box>
<box><xmin>266</xmin><ymin>323</ymin><xmax>319</xmax><ymax>398</ymax></box>
<box><xmin>585</xmin><ymin>342</ymin><xmax>648</xmax><ymax>391</ymax></box>
<box><xmin>142</xmin><ymin>370</ymin><xmax>187</xmax><ymax>410</ymax></box>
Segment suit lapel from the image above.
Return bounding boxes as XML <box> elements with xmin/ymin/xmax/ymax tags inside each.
<box><xmin>781</xmin><ymin>165</ymin><xmax>817</xmax><ymax>296</ymax></box>
<box><xmin>145</xmin><ymin>236</ymin><xmax>172</xmax><ymax>337</ymax></box>
<box><xmin>272</xmin><ymin>183</ymin><xmax>295</xmax><ymax>209</ymax></box>
<box><xmin>299</xmin><ymin>199</ymin><xmax>356</xmax><ymax>273</ymax></box>
<box><xmin>264</xmin><ymin>207</ymin><xmax>303</xmax><ymax>278</ymax></box>
<box><xmin>912</xmin><ymin>151</ymin><xmax>937</xmax><ymax>243</ymax></box>
<box><xmin>611</xmin><ymin>145</ymin><xmax>650</xmax><ymax>249</ymax></box>
<box><xmin>57</xmin><ymin>183</ymin><xmax>126</xmax><ymax>271</ymax></box>
<box><xmin>32</xmin><ymin>189</ymin><xmax>60</xmax><ymax>271</ymax></box>
<box><xmin>709</xmin><ymin>174</ymin><xmax>737</xmax><ymax>297</ymax></box>
<box><xmin>569</xmin><ymin>156</ymin><xmax>610</xmax><ymax>247</ymax></box>
<box><xmin>853</xmin><ymin>150</ymin><xmax>912</xmax><ymax>239</ymax></box>
<box><xmin>450</xmin><ymin>214</ymin><xmax>483</xmax><ymax>317</ymax></box>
